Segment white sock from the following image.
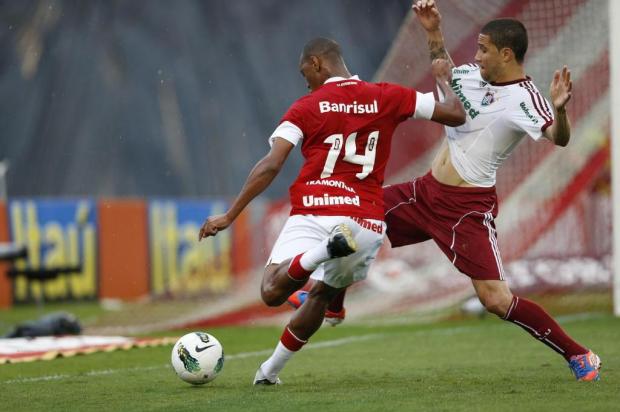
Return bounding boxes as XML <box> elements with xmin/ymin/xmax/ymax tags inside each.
<box><xmin>259</xmin><ymin>342</ymin><xmax>295</xmax><ymax>381</ymax></box>
<box><xmin>298</xmin><ymin>238</ymin><xmax>330</xmax><ymax>271</ymax></box>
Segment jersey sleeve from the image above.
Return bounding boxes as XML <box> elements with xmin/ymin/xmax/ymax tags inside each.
<box><xmin>381</xmin><ymin>82</ymin><xmax>435</xmax><ymax>121</ymax></box>
<box><xmin>269</xmin><ymin>121</ymin><xmax>303</xmax><ymax>147</ymax></box>
<box><xmin>413</xmin><ymin>92</ymin><xmax>435</xmax><ymax>120</ymax></box>
<box><xmin>511</xmin><ymin>89</ymin><xmax>554</xmax><ymax>140</ymax></box>
<box><xmin>268</xmin><ymin>101</ymin><xmax>306</xmax><ymax>147</ymax></box>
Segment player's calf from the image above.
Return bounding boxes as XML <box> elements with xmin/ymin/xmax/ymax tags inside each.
<box><xmin>287</xmin><ymin>289</ymin><xmax>347</xmax><ymax>326</ymax></box>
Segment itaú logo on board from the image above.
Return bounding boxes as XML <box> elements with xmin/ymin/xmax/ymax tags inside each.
<box><xmin>302</xmin><ymin>194</ymin><xmax>360</xmax><ymax>207</ymax></box>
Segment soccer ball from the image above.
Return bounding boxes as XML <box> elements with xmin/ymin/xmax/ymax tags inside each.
<box><xmin>171</xmin><ymin>332</ymin><xmax>224</xmax><ymax>385</ymax></box>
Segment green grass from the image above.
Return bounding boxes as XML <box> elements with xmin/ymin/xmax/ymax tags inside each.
<box><xmin>1</xmin><ymin>314</ymin><xmax>618</xmax><ymax>411</ymax></box>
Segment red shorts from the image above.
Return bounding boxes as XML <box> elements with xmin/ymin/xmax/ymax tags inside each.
<box><xmin>383</xmin><ymin>172</ymin><xmax>505</xmax><ymax>281</ymax></box>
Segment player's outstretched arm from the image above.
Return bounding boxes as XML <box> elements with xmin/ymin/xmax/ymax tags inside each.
<box><xmin>198</xmin><ymin>138</ymin><xmax>294</xmax><ymax>240</ymax></box>
<box><xmin>544</xmin><ymin>66</ymin><xmax>572</xmax><ymax>147</ymax></box>
<box><xmin>429</xmin><ymin>59</ymin><xmax>465</xmax><ymax>126</ymax></box>
<box><xmin>413</xmin><ymin>0</ymin><xmax>455</xmax><ymax>67</ymax></box>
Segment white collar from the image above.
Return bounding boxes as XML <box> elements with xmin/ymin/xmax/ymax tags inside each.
<box><xmin>324</xmin><ymin>75</ymin><xmax>360</xmax><ymax>84</ymax></box>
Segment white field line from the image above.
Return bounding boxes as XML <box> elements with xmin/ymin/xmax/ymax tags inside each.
<box><xmin>2</xmin><ymin>333</ymin><xmax>386</xmax><ymax>385</ymax></box>
<box><xmin>2</xmin><ymin>313</ymin><xmax>605</xmax><ymax>385</ymax></box>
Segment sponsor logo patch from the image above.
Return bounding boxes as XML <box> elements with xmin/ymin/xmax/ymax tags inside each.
<box><xmin>319</xmin><ymin>100</ymin><xmax>378</xmax><ymax>114</ymax></box>
<box><xmin>195</xmin><ymin>344</ymin><xmax>216</xmax><ymax>353</ymax></box>
<box><xmin>481</xmin><ymin>90</ymin><xmax>495</xmax><ymax>106</ymax></box>
<box><xmin>451</xmin><ymin>78</ymin><xmax>480</xmax><ymax>119</ymax></box>
<box><xmin>305</xmin><ymin>179</ymin><xmax>356</xmax><ymax>193</ymax></box>
<box><xmin>302</xmin><ymin>194</ymin><xmax>360</xmax><ymax>207</ymax></box>
<box><xmin>519</xmin><ymin>101</ymin><xmax>539</xmax><ymax>124</ymax></box>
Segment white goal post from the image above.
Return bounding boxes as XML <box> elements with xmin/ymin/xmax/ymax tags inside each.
<box><xmin>611</xmin><ymin>0</ymin><xmax>620</xmax><ymax>317</ymax></box>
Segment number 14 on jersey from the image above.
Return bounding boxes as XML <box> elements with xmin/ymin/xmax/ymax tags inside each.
<box><xmin>320</xmin><ymin>131</ymin><xmax>379</xmax><ymax>180</ymax></box>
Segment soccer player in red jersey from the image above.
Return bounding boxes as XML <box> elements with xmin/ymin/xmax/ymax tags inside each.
<box><xmin>292</xmin><ymin>0</ymin><xmax>600</xmax><ymax>381</ymax></box>
<box><xmin>199</xmin><ymin>37</ymin><xmax>465</xmax><ymax>384</ymax></box>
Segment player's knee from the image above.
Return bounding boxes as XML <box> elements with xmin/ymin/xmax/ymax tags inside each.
<box><xmin>259</xmin><ymin>287</ymin><xmax>272</xmax><ymax>306</ymax></box>
<box><xmin>478</xmin><ymin>293</ymin><xmax>511</xmax><ymax>317</ymax></box>
<box><xmin>260</xmin><ymin>278</ymin><xmax>286</xmax><ymax>306</ymax></box>
<box><xmin>260</xmin><ymin>266</ymin><xmax>285</xmax><ymax>306</ymax></box>
<box><xmin>481</xmin><ymin>299</ymin><xmax>505</xmax><ymax>316</ymax></box>
<box><xmin>260</xmin><ymin>286</ymin><xmax>284</xmax><ymax>307</ymax></box>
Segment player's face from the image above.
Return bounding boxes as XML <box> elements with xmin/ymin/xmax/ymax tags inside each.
<box><xmin>475</xmin><ymin>34</ymin><xmax>503</xmax><ymax>82</ymax></box>
<box><xmin>299</xmin><ymin>57</ymin><xmax>323</xmax><ymax>92</ymax></box>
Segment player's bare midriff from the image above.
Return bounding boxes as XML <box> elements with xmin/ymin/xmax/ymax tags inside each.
<box><xmin>430</xmin><ymin>140</ymin><xmax>476</xmax><ymax>188</ymax></box>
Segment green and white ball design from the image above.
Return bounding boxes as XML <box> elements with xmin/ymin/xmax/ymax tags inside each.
<box><xmin>171</xmin><ymin>332</ymin><xmax>224</xmax><ymax>385</ymax></box>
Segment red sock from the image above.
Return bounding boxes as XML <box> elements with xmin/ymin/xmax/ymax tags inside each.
<box><xmin>280</xmin><ymin>326</ymin><xmax>307</xmax><ymax>352</ymax></box>
<box><xmin>503</xmin><ymin>296</ymin><xmax>588</xmax><ymax>361</ymax></box>
<box><xmin>327</xmin><ymin>289</ymin><xmax>347</xmax><ymax>313</ymax></box>
<box><xmin>287</xmin><ymin>254</ymin><xmax>313</xmax><ymax>281</ymax></box>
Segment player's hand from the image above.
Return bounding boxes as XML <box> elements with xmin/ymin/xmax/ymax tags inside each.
<box><xmin>431</xmin><ymin>58</ymin><xmax>452</xmax><ymax>82</ymax></box>
<box><xmin>549</xmin><ymin>66</ymin><xmax>572</xmax><ymax>111</ymax></box>
<box><xmin>412</xmin><ymin>0</ymin><xmax>442</xmax><ymax>32</ymax></box>
<box><xmin>198</xmin><ymin>213</ymin><xmax>232</xmax><ymax>241</ymax></box>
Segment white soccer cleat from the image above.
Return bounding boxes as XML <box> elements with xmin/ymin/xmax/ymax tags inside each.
<box><xmin>253</xmin><ymin>367</ymin><xmax>282</xmax><ymax>386</ymax></box>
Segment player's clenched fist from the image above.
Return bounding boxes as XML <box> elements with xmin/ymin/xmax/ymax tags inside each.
<box><xmin>198</xmin><ymin>213</ymin><xmax>232</xmax><ymax>240</ymax></box>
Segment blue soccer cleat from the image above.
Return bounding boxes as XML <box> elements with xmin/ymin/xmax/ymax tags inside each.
<box><xmin>568</xmin><ymin>351</ymin><xmax>601</xmax><ymax>381</ymax></box>
<box><xmin>286</xmin><ymin>290</ymin><xmax>308</xmax><ymax>309</ymax></box>
<box><xmin>287</xmin><ymin>290</ymin><xmax>346</xmax><ymax>326</ymax></box>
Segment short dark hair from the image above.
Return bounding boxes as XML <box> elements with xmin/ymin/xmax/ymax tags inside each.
<box><xmin>301</xmin><ymin>37</ymin><xmax>343</xmax><ymax>62</ymax></box>
<box><xmin>481</xmin><ymin>18</ymin><xmax>528</xmax><ymax>63</ymax></box>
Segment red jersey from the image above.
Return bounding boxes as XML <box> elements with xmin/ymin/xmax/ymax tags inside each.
<box><xmin>273</xmin><ymin>77</ymin><xmax>418</xmax><ymax>221</ymax></box>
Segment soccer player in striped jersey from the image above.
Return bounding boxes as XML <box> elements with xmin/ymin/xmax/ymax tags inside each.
<box><xmin>291</xmin><ymin>0</ymin><xmax>601</xmax><ymax>381</ymax></box>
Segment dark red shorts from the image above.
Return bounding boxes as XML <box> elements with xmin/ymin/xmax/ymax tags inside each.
<box><xmin>383</xmin><ymin>172</ymin><xmax>505</xmax><ymax>281</ymax></box>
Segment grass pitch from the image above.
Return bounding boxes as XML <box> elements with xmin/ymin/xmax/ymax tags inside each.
<box><xmin>1</xmin><ymin>313</ymin><xmax>618</xmax><ymax>411</ymax></box>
